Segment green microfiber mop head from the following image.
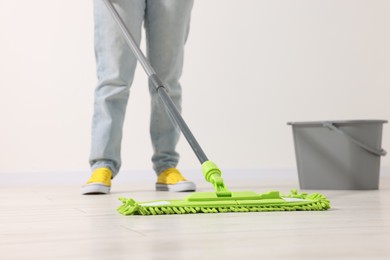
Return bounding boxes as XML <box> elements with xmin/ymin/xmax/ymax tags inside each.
<box><xmin>117</xmin><ymin>161</ymin><xmax>330</xmax><ymax>216</ymax></box>
<box><xmin>117</xmin><ymin>190</ymin><xmax>330</xmax><ymax>216</ymax></box>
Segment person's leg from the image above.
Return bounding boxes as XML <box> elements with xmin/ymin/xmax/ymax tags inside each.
<box><xmin>145</xmin><ymin>0</ymin><xmax>195</xmax><ymax>192</ymax></box>
<box><xmin>88</xmin><ymin>0</ymin><xmax>145</xmax><ymax>179</ymax></box>
<box><xmin>145</xmin><ymin>0</ymin><xmax>194</xmax><ymax>175</ymax></box>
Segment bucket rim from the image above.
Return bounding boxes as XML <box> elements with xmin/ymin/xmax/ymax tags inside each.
<box><xmin>287</xmin><ymin>119</ymin><xmax>388</xmax><ymax>126</ymax></box>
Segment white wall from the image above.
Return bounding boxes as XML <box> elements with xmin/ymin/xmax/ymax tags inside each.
<box><xmin>0</xmin><ymin>0</ymin><xmax>389</xmax><ymax>173</ymax></box>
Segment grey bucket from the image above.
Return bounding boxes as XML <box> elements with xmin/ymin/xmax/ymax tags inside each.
<box><xmin>288</xmin><ymin>120</ymin><xmax>387</xmax><ymax>190</ymax></box>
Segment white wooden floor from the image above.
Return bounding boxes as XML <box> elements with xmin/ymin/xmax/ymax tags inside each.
<box><xmin>1</xmin><ymin>168</ymin><xmax>390</xmax><ymax>260</ymax></box>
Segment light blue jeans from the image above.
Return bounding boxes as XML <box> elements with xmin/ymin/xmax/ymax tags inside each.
<box><xmin>90</xmin><ymin>0</ymin><xmax>194</xmax><ymax>177</ymax></box>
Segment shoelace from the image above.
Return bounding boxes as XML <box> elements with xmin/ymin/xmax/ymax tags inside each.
<box><xmin>88</xmin><ymin>169</ymin><xmax>111</xmax><ymax>183</ymax></box>
<box><xmin>159</xmin><ymin>170</ymin><xmax>186</xmax><ymax>184</ymax></box>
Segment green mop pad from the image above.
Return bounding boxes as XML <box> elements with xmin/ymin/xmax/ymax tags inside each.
<box><xmin>117</xmin><ymin>190</ymin><xmax>330</xmax><ymax>216</ymax></box>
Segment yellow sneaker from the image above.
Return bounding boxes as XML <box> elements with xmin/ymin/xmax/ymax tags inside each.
<box><xmin>156</xmin><ymin>168</ymin><xmax>196</xmax><ymax>192</ymax></box>
<box><xmin>81</xmin><ymin>167</ymin><xmax>112</xmax><ymax>194</ymax></box>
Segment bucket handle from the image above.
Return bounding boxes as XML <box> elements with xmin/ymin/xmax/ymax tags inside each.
<box><xmin>322</xmin><ymin>121</ymin><xmax>387</xmax><ymax>156</ymax></box>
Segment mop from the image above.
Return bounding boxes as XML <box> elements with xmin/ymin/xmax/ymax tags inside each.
<box><xmin>101</xmin><ymin>0</ymin><xmax>330</xmax><ymax>215</ymax></box>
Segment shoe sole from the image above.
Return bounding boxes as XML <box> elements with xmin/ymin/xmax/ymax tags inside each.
<box><xmin>81</xmin><ymin>184</ymin><xmax>110</xmax><ymax>195</ymax></box>
<box><xmin>156</xmin><ymin>181</ymin><xmax>196</xmax><ymax>192</ymax></box>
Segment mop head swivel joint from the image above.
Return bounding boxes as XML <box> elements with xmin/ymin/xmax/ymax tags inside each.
<box><xmin>201</xmin><ymin>161</ymin><xmax>231</xmax><ymax>197</ymax></box>
<box><xmin>117</xmin><ymin>161</ymin><xmax>330</xmax><ymax>216</ymax></box>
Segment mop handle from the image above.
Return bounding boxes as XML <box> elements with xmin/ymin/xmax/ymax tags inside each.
<box><xmin>102</xmin><ymin>0</ymin><xmax>209</xmax><ymax>164</ymax></box>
